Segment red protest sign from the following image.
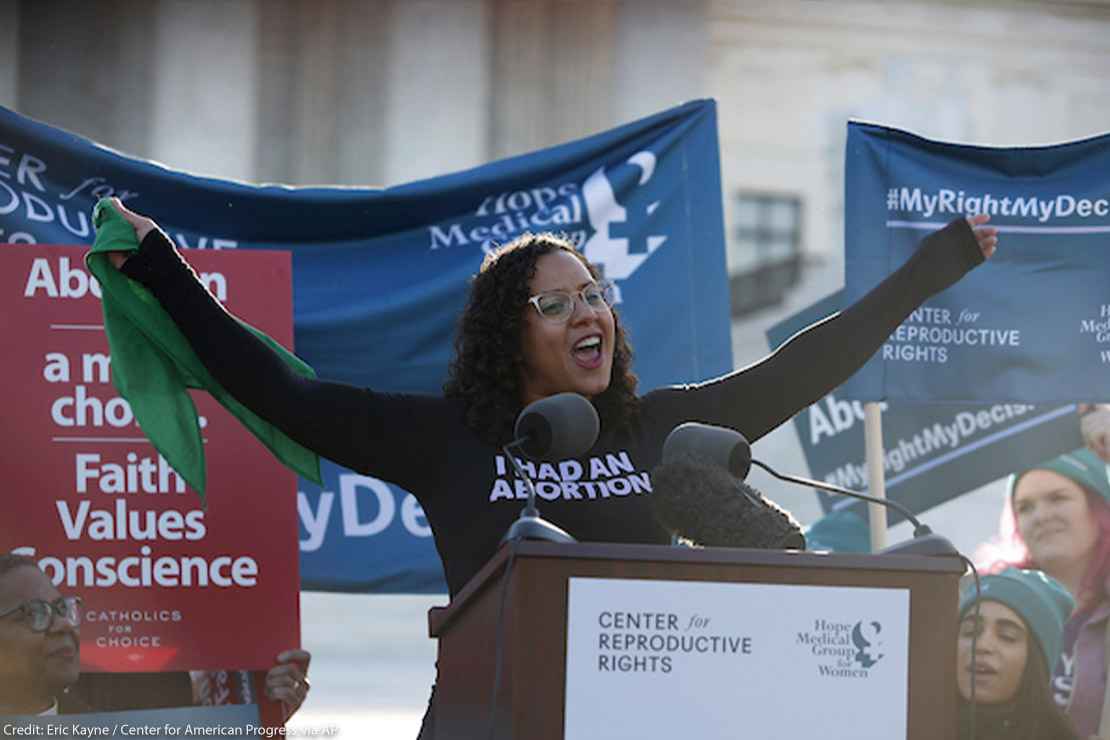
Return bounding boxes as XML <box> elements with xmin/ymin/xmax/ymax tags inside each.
<box><xmin>0</xmin><ymin>245</ymin><xmax>299</xmax><ymax>672</ymax></box>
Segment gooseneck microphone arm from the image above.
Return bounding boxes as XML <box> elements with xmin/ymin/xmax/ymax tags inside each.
<box><xmin>661</xmin><ymin>422</ymin><xmax>958</xmax><ymax>555</ymax></box>
<box><xmin>499</xmin><ymin>393</ymin><xmax>600</xmax><ymax>545</ymax></box>
<box><xmin>749</xmin><ymin>459</ymin><xmax>934</xmax><ymax>538</ymax></box>
<box><xmin>500</xmin><ymin>439</ymin><xmax>576</xmax><ymax>544</ymax></box>
<box><xmin>503</xmin><ymin>439</ymin><xmax>540</xmax><ymax>517</ymax></box>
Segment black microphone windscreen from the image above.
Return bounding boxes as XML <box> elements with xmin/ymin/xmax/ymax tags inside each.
<box><xmin>662</xmin><ymin>422</ymin><xmax>752</xmax><ymax>480</ymax></box>
<box><xmin>514</xmin><ymin>392</ymin><xmax>600</xmax><ymax>461</ymax></box>
<box><xmin>650</xmin><ymin>452</ymin><xmax>804</xmax><ymax>550</ymax></box>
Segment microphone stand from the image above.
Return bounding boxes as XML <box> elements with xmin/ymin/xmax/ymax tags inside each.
<box><xmin>500</xmin><ymin>440</ymin><xmax>576</xmax><ymax>544</ymax></box>
<box><xmin>750</xmin><ymin>459</ymin><xmax>960</xmax><ymax>558</ymax></box>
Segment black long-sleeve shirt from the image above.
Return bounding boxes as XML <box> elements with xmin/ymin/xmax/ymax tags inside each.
<box><xmin>122</xmin><ymin>219</ymin><xmax>982</xmax><ymax>596</ymax></box>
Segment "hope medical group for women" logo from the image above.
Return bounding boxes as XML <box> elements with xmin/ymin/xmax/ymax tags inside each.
<box><xmin>796</xmin><ymin>617</ymin><xmax>886</xmax><ymax>679</ymax></box>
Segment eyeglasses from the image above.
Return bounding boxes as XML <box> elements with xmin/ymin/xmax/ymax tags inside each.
<box><xmin>0</xmin><ymin>596</ymin><xmax>83</xmax><ymax>633</ymax></box>
<box><xmin>527</xmin><ymin>282</ymin><xmax>614</xmax><ymax>323</ymax></box>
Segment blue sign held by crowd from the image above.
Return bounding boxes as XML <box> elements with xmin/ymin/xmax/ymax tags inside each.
<box><xmin>843</xmin><ymin>121</ymin><xmax>1110</xmax><ymax>404</ymax></box>
<box><xmin>767</xmin><ymin>291</ymin><xmax>1083</xmax><ymax>525</ymax></box>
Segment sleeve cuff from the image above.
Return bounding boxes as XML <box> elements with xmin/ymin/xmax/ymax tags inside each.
<box><xmin>120</xmin><ymin>229</ymin><xmax>196</xmax><ymax>289</ymax></box>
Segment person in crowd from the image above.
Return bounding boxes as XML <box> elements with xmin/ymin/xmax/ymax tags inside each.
<box><xmin>68</xmin><ymin>655</ymin><xmax>311</xmax><ymax>719</ymax></box>
<box><xmin>0</xmin><ymin>554</ymin><xmax>82</xmax><ymax>715</ymax></box>
<box><xmin>957</xmin><ymin>568</ymin><xmax>1077</xmax><ymax>740</ymax></box>
<box><xmin>100</xmin><ymin>198</ymin><xmax>998</xmax><ymax>735</ymax></box>
<box><xmin>0</xmin><ymin>554</ymin><xmax>310</xmax><ymax>719</ymax></box>
<box><xmin>979</xmin><ymin>447</ymin><xmax>1110</xmax><ymax>737</ymax></box>
<box><xmin>804</xmin><ymin>509</ymin><xmax>871</xmax><ymax>553</ymax></box>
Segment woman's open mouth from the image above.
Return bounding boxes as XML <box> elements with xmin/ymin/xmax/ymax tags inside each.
<box><xmin>572</xmin><ymin>335</ymin><xmax>603</xmax><ymax>369</ymax></box>
<box><xmin>969</xmin><ymin>662</ymin><xmax>997</xmax><ymax>681</ymax></box>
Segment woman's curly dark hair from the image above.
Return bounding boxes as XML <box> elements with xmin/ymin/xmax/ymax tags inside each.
<box><xmin>444</xmin><ymin>232</ymin><xmax>639</xmax><ymax>446</ymax></box>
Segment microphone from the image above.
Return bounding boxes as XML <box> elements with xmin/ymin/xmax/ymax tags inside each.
<box><xmin>663</xmin><ymin>422</ymin><xmax>752</xmax><ymax>479</ymax></box>
<box><xmin>661</xmin><ymin>422</ymin><xmax>960</xmax><ymax>558</ymax></box>
<box><xmin>651</xmin><ymin>451</ymin><xmax>805</xmax><ymax>549</ymax></box>
<box><xmin>501</xmin><ymin>393</ymin><xmax>600</xmax><ymax>544</ymax></box>
<box><xmin>514</xmin><ymin>392</ymin><xmax>600</xmax><ymax>461</ymax></box>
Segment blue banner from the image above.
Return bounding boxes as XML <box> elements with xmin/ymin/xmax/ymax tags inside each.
<box><xmin>844</xmin><ymin>122</ymin><xmax>1110</xmax><ymax>403</ymax></box>
<box><xmin>768</xmin><ymin>291</ymin><xmax>1083</xmax><ymax>525</ymax></box>
<box><xmin>0</xmin><ymin>100</ymin><xmax>732</xmax><ymax>592</ymax></box>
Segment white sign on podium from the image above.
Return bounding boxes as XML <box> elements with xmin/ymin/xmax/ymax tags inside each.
<box><xmin>565</xmin><ymin>578</ymin><xmax>910</xmax><ymax>740</ymax></box>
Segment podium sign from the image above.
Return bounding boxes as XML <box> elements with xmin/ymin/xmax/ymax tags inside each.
<box><xmin>429</xmin><ymin>542</ymin><xmax>960</xmax><ymax>739</ymax></box>
<box><xmin>565</xmin><ymin>578</ymin><xmax>910</xmax><ymax>740</ymax></box>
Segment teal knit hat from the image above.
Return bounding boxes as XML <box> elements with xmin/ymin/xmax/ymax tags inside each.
<box><xmin>1010</xmin><ymin>447</ymin><xmax>1110</xmax><ymax>504</ymax></box>
<box><xmin>804</xmin><ymin>510</ymin><xmax>871</xmax><ymax>553</ymax></box>
<box><xmin>959</xmin><ymin>568</ymin><xmax>1074</xmax><ymax>671</ymax></box>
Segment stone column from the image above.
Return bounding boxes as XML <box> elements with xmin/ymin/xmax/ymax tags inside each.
<box><xmin>381</xmin><ymin>0</ymin><xmax>491</xmax><ymax>185</ymax></box>
<box><xmin>612</xmin><ymin>0</ymin><xmax>709</xmax><ymax>123</ymax></box>
<box><xmin>488</xmin><ymin>0</ymin><xmax>617</xmax><ymax>160</ymax></box>
<box><xmin>148</xmin><ymin>0</ymin><xmax>260</xmax><ymax>182</ymax></box>
<box><xmin>15</xmin><ymin>0</ymin><xmax>155</xmax><ymax>154</ymax></box>
<box><xmin>255</xmin><ymin>0</ymin><xmax>392</xmax><ymax>186</ymax></box>
<box><xmin>0</xmin><ymin>2</ymin><xmax>18</xmax><ymax>109</ymax></box>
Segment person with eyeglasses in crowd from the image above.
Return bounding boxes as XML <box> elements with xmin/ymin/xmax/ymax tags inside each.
<box><xmin>98</xmin><ymin>199</ymin><xmax>998</xmax><ymax>737</ymax></box>
<box><xmin>0</xmin><ymin>554</ymin><xmax>311</xmax><ymax>719</ymax></box>
<box><xmin>0</xmin><ymin>554</ymin><xmax>83</xmax><ymax>715</ymax></box>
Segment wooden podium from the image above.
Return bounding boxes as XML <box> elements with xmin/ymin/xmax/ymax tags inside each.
<box><xmin>428</xmin><ymin>541</ymin><xmax>963</xmax><ymax>740</ymax></box>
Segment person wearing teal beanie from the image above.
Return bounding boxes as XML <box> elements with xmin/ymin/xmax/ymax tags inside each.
<box><xmin>1007</xmin><ymin>447</ymin><xmax>1110</xmax><ymax>601</ymax></box>
<box><xmin>804</xmin><ymin>509</ymin><xmax>871</xmax><ymax>554</ymax></box>
<box><xmin>982</xmin><ymin>447</ymin><xmax>1110</xmax><ymax>738</ymax></box>
<box><xmin>976</xmin><ymin>446</ymin><xmax>1110</xmax><ymax>737</ymax></box>
<box><xmin>957</xmin><ymin>568</ymin><xmax>1077</xmax><ymax>740</ymax></box>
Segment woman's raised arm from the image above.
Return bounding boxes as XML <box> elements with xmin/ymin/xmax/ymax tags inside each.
<box><xmin>660</xmin><ymin>215</ymin><xmax>998</xmax><ymax>443</ymax></box>
<box><xmin>102</xmin><ymin>198</ymin><xmax>439</xmax><ymax>488</ymax></box>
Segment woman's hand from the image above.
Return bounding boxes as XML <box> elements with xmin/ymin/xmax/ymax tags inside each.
<box><xmin>264</xmin><ymin>648</ymin><xmax>312</xmax><ymax>719</ymax></box>
<box><xmin>966</xmin><ymin>214</ymin><xmax>998</xmax><ymax>260</ymax></box>
<box><xmin>104</xmin><ymin>196</ymin><xmax>158</xmax><ymax>269</ymax></box>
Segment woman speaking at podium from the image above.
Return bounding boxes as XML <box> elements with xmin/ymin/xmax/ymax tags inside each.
<box><xmin>101</xmin><ymin>198</ymin><xmax>997</xmax><ymax>735</ymax></box>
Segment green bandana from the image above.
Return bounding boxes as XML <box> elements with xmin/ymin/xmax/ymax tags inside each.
<box><xmin>85</xmin><ymin>198</ymin><xmax>322</xmax><ymax>504</ymax></box>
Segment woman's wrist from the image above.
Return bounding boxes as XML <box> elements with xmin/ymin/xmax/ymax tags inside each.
<box><xmin>120</xmin><ymin>228</ymin><xmax>196</xmax><ymax>290</ymax></box>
